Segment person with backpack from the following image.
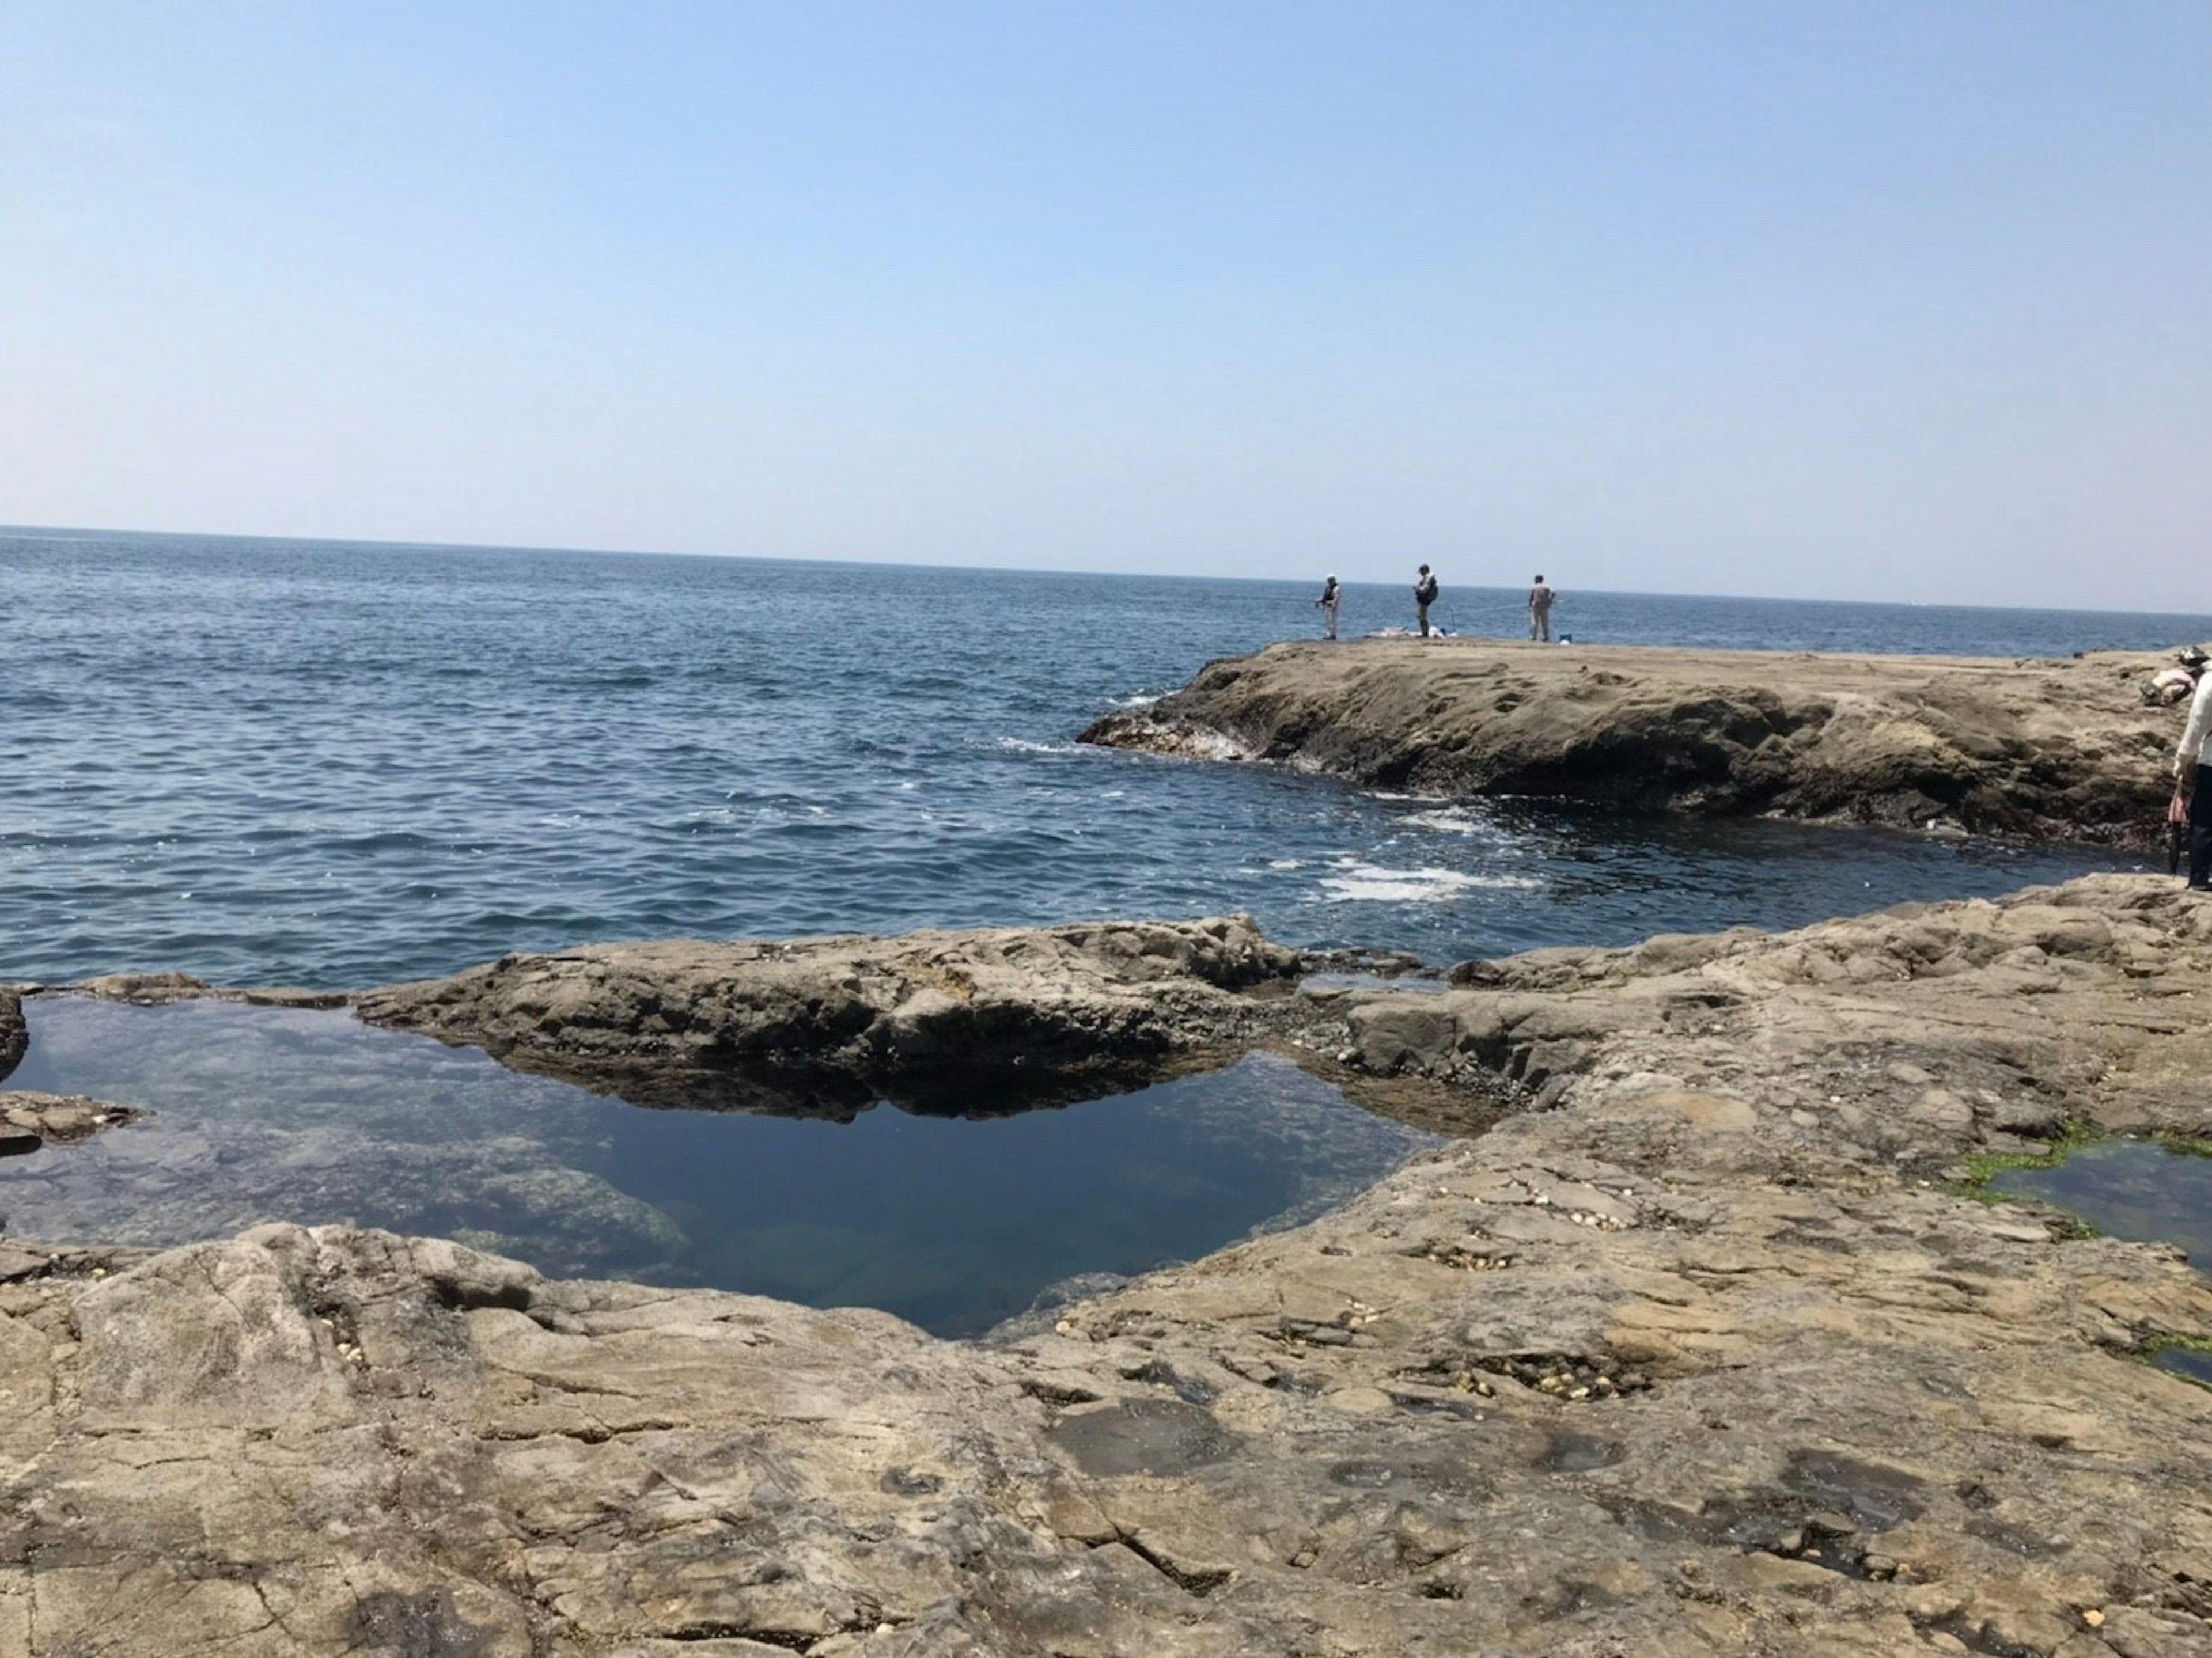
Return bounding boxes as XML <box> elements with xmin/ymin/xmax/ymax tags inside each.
<box><xmin>1528</xmin><ymin>575</ymin><xmax>1558</xmax><ymax>642</ymax></box>
<box><xmin>1413</xmin><ymin>564</ymin><xmax>1440</xmax><ymax>638</ymax></box>
<box><xmin>1315</xmin><ymin>574</ymin><xmax>1341</xmax><ymax>639</ymax></box>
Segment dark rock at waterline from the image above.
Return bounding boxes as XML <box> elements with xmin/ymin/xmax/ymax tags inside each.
<box><xmin>0</xmin><ymin>991</ymin><xmax>24</xmax><ymax>1085</ymax></box>
<box><xmin>489</xmin><ymin>1046</ymin><xmax>1245</xmax><ymax>1123</ymax></box>
<box><xmin>0</xmin><ymin>1090</ymin><xmax>147</xmax><ymax>1167</ymax></box>
<box><xmin>1079</xmin><ymin>637</ymin><xmax>2192</xmax><ymax>847</ymax></box>
<box><xmin>354</xmin><ymin>916</ymin><xmax>1303</xmax><ymax>1109</ymax></box>
<box><xmin>0</xmin><ymin>1092</ymin><xmax>142</xmax><ymax>1147</ymax></box>
<box><xmin>63</xmin><ymin>973</ymin><xmax>346</xmax><ymax>1010</ymax></box>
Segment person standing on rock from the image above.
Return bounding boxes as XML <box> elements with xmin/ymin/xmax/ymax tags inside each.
<box><xmin>1528</xmin><ymin>575</ymin><xmax>1557</xmax><ymax>642</ymax></box>
<box><xmin>1413</xmin><ymin>564</ymin><xmax>1439</xmax><ymax>638</ymax></box>
<box><xmin>1315</xmin><ymin>574</ymin><xmax>1341</xmax><ymax>639</ymax></box>
<box><xmin>2173</xmin><ymin>665</ymin><xmax>2212</xmax><ymax>889</ymax></box>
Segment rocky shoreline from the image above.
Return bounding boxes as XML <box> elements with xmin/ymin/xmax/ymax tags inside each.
<box><xmin>2</xmin><ymin>878</ymin><xmax>2211</xmax><ymax>1654</ymax></box>
<box><xmin>1079</xmin><ymin>638</ymin><xmax>2195</xmax><ymax>847</ymax></box>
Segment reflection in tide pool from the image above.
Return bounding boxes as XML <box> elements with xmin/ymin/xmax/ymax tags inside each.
<box><xmin>0</xmin><ymin>997</ymin><xmax>1434</xmax><ymax>1337</ymax></box>
<box><xmin>1992</xmin><ymin>1139</ymin><xmax>2212</xmax><ymax>1387</ymax></box>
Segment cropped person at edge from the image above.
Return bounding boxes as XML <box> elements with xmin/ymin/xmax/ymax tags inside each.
<box><xmin>2173</xmin><ymin>663</ymin><xmax>2212</xmax><ymax>889</ymax></box>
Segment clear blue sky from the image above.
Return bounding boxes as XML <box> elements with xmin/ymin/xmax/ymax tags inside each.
<box><xmin>3</xmin><ymin>2</ymin><xmax>2206</xmax><ymax>605</ymax></box>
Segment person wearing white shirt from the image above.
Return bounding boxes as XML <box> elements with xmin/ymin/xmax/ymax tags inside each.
<box><xmin>2172</xmin><ymin>667</ymin><xmax>2212</xmax><ymax>889</ymax></box>
<box><xmin>1315</xmin><ymin>575</ymin><xmax>1340</xmax><ymax>639</ymax></box>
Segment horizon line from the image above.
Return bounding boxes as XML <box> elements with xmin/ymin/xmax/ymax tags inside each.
<box><xmin>5</xmin><ymin>520</ymin><xmax>2206</xmax><ymax>625</ymax></box>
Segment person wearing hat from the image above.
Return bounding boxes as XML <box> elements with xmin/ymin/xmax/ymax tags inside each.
<box><xmin>1314</xmin><ymin>574</ymin><xmax>1342</xmax><ymax>639</ymax></box>
<box><xmin>1413</xmin><ymin>564</ymin><xmax>1439</xmax><ymax>637</ymax></box>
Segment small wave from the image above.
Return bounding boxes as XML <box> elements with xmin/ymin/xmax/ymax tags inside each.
<box><xmin>1268</xmin><ymin>858</ymin><xmax>1303</xmax><ymax>871</ymax></box>
<box><xmin>1110</xmin><ymin>692</ymin><xmax>1162</xmax><ymax>708</ymax></box>
<box><xmin>1400</xmin><ymin>806</ymin><xmax>1507</xmax><ymax>837</ymax></box>
<box><xmin>994</xmin><ymin>736</ymin><xmax>1083</xmax><ymax>756</ymax></box>
<box><xmin>1320</xmin><ymin>862</ymin><xmax>1541</xmax><ymax>902</ymax></box>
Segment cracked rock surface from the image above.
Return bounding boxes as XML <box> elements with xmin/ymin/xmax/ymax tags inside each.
<box><xmin>1078</xmin><ymin>638</ymin><xmax>2194</xmax><ymax>846</ymax></box>
<box><xmin>3</xmin><ymin>879</ymin><xmax>2211</xmax><ymax>1653</ymax></box>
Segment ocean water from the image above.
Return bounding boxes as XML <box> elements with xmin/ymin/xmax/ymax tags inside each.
<box><xmin>4</xmin><ymin>526</ymin><xmax>2194</xmax><ymax>990</ymax></box>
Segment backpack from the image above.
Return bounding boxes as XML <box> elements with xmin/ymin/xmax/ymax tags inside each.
<box><xmin>1417</xmin><ymin>575</ymin><xmax>1439</xmax><ymax>605</ymax></box>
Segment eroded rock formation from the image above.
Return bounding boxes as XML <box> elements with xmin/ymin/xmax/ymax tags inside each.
<box><xmin>1079</xmin><ymin>639</ymin><xmax>2194</xmax><ymax>846</ymax></box>
<box><xmin>354</xmin><ymin>916</ymin><xmax>1304</xmax><ymax>1116</ymax></box>
<box><xmin>3</xmin><ymin>881</ymin><xmax>2211</xmax><ymax>1652</ymax></box>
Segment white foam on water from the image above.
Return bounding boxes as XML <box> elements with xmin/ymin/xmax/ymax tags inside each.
<box><xmin>1111</xmin><ymin>692</ymin><xmax>1162</xmax><ymax>708</ymax></box>
<box><xmin>1178</xmin><ymin>727</ymin><xmax>1255</xmax><ymax>761</ymax></box>
<box><xmin>994</xmin><ymin>736</ymin><xmax>1084</xmax><ymax>756</ymax></box>
<box><xmin>668</xmin><ymin>806</ymin><xmax>740</xmax><ymax>829</ymax></box>
<box><xmin>1267</xmin><ymin>858</ymin><xmax>1302</xmax><ymax>870</ymax></box>
<box><xmin>1319</xmin><ymin>860</ymin><xmax>1542</xmax><ymax>902</ymax></box>
<box><xmin>1400</xmin><ymin>806</ymin><xmax>1509</xmax><ymax>838</ymax></box>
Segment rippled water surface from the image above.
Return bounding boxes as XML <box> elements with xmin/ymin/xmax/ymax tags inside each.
<box><xmin>3</xmin><ymin>528</ymin><xmax>2192</xmax><ymax>987</ymax></box>
<box><xmin>0</xmin><ymin>998</ymin><xmax>1432</xmax><ymax>1335</ymax></box>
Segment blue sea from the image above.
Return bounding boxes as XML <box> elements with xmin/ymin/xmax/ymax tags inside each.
<box><xmin>6</xmin><ymin>526</ymin><xmax>2209</xmax><ymax>1330</ymax></box>
<box><xmin>4</xmin><ymin>526</ymin><xmax>2198</xmax><ymax>991</ymax></box>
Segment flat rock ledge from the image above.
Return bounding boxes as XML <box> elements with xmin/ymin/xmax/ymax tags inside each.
<box><xmin>5</xmin><ymin>879</ymin><xmax>2212</xmax><ymax>1655</ymax></box>
<box><xmin>352</xmin><ymin>916</ymin><xmax>1305</xmax><ymax>1116</ymax></box>
<box><xmin>1079</xmin><ymin>639</ymin><xmax>2197</xmax><ymax>846</ymax></box>
<box><xmin>0</xmin><ymin>1092</ymin><xmax>141</xmax><ymax>1159</ymax></box>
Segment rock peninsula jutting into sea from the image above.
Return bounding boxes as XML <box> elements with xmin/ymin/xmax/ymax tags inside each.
<box><xmin>1081</xmin><ymin>638</ymin><xmax>2189</xmax><ymax>848</ymax></box>
<box><xmin>4</xmin><ymin>862</ymin><xmax>2212</xmax><ymax>1653</ymax></box>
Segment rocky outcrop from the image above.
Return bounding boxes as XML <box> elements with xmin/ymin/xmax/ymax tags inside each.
<box><xmin>61</xmin><ymin>972</ymin><xmax>346</xmax><ymax>1009</ymax></box>
<box><xmin>0</xmin><ymin>1092</ymin><xmax>141</xmax><ymax>1158</ymax></box>
<box><xmin>6</xmin><ymin>877</ymin><xmax>2212</xmax><ymax>1653</ymax></box>
<box><xmin>354</xmin><ymin>916</ymin><xmax>1305</xmax><ymax>1116</ymax></box>
<box><xmin>1080</xmin><ymin>639</ymin><xmax>2195</xmax><ymax>845</ymax></box>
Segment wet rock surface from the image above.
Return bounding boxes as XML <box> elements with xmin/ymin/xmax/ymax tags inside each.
<box><xmin>0</xmin><ymin>1091</ymin><xmax>142</xmax><ymax>1156</ymax></box>
<box><xmin>1078</xmin><ymin>638</ymin><xmax>2193</xmax><ymax>846</ymax></box>
<box><xmin>5</xmin><ymin>880</ymin><xmax>2212</xmax><ymax>1652</ymax></box>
